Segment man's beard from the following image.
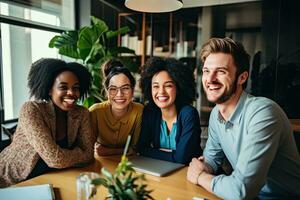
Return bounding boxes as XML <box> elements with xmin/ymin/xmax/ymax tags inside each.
<box><xmin>205</xmin><ymin>76</ymin><xmax>238</xmax><ymax>104</ymax></box>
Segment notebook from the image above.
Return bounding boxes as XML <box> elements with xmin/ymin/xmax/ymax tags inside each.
<box><xmin>129</xmin><ymin>155</ymin><xmax>184</xmax><ymax>177</ymax></box>
<box><xmin>0</xmin><ymin>184</ymin><xmax>55</xmax><ymax>200</ymax></box>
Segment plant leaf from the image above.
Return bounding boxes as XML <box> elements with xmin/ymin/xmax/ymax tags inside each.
<box><xmin>91</xmin><ymin>16</ymin><xmax>108</xmax><ymax>27</ymax></box>
<box><xmin>125</xmin><ymin>189</ymin><xmax>138</xmax><ymax>200</ymax></box>
<box><xmin>91</xmin><ymin>178</ymin><xmax>108</xmax><ymax>187</ymax></box>
<box><xmin>49</xmin><ymin>36</ymin><xmax>60</xmax><ymax>48</ymax></box>
<box><xmin>109</xmin><ymin>46</ymin><xmax>135</xmax><ymax>57</ymax></box>
<box><xmin>48</xmin><ymin>31</ymin><xmax>79</xmax><ymax>58</ymax></box>
<box><xmin>83</xmin><ymin>97</ymin><xmax>95</xmax><ymax>108</ymax></box>
<box><xmin>84</xmin><ymin>43</ymin><xmax>105</xmax><ymax>64</ymax></box>
<box><xmin>78</xmin><ymin>16</ymin><xmax>109</xmax><ymax>61</ymax></box>
<box><xmin>106</xmin><ymin>26</ymin><xmax>130</xmax><ymax>39</ymax></box>
<box><xmin>114</xmin><ymin>177</ymin><xmax>124</xmax><ymax>194</ymax></box>
<box><xmin>101</xmin><ymin>167</ymin><xmax>113</xmax><ymax>180</ymax></box>
<box><xmin>78</xmin><ymin>27</ymin><xmax>99</xmax><ymax>60</ymax></box>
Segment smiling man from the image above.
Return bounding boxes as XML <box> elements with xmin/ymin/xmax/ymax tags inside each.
<box><xmin>187</xmin><ymin>37</ymin><xmax>300</xmax><ymax>199</ymax></box>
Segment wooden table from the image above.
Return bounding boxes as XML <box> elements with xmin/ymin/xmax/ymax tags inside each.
<box><xmin>290</xmin><ymin>119</ymin><xmax>300</xmax><ymax>132</ymax></box>
<box><xmin>15</xmin><ymin>156</ymin><xmax>220</xmax><ymax>200</ymax></box>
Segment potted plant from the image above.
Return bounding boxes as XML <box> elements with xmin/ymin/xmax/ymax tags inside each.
<box><xmin>49</xmin><ymin>16</ymin><xmax>137</xmax><ymax>107</ymax></box>
<box><xmin>91</xmin><ymin>155</ymin><xmax>153</xmax><ymax>200</ymax></box>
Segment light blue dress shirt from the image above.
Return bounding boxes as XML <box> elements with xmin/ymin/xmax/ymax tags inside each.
<box><xmin>160</xmin><ymin>120</ymin><xmax>177</xmax><ymax>150</ymax></box>
<box><xmin>204</xmin><ymin>91</ymin><xmax>300</xmax><ymax>199</ymax></box>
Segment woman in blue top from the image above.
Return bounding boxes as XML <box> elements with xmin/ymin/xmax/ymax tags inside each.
<box><xmin>137</xmin><ymin>57</ymin><xmax>202</xmax><ymax>164</ymax></box>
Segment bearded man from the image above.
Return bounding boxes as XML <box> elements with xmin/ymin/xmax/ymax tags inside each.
<box><xmin>187</xmin><ymin>37</ymin><xmax>300</xmax><ymax>199</ymax></box>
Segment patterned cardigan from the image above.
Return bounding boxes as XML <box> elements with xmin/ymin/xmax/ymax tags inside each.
<box><xmin>0</xmin><ymin>101</ymin><xmax>95</xmax><ymax>187</ymax></box>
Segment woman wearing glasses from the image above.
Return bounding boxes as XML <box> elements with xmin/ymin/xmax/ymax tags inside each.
<box><xmin>137</xmin><ymin>57</ymin><xmax>202</xmax><ymax>164</ymax></box>
<box><xmin>89</xmin><ymin>59</ymin><xmax>143</xmax><ymax>156</ymax></box>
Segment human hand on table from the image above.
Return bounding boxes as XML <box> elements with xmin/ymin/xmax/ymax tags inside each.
<box><xmin>187</xmin><ymin>156</ymin><xmax>207</xmax><ymax>184</ymax></box>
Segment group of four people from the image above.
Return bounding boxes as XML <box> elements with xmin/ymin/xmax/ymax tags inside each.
<box><xmin>0</xmin><ymin>37</ymin><xmax>300</xmax><ymax>199</ymax></box>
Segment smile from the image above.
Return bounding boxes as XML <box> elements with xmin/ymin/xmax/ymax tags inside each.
<box><xmin>157</xmin><ymin>96</ymin><xmax>169</xmax><ymax>102</ymax></box>
<box><xmin>208</xmin><ymin>86</ymin><xmax>222</xmax><ymax>90</ymax></box>
<box><xmin>207</xmin><ymin>82</ymin><xmax>222</xmax><ymax>90</ymax></box>
<box><xmin>114</xmin><ymin>99</ymin><xmax>126</xmax><ymax>103</ymax></box>
<box><xmin>63</xmin><ymin>98</ymin><xmax>76</xmax><ymax>105</ymax></box>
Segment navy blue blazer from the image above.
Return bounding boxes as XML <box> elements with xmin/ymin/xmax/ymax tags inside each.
<box><xmin>137</xmin><ymin>104</ymin><xmax>202</xmax><ymax>164</ymax></box>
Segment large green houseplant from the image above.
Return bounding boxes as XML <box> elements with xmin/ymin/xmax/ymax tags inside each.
<box><xmin>49</xmin><ymin>16</ymin><xmax>136</xmax><ymax>107</ymax></box>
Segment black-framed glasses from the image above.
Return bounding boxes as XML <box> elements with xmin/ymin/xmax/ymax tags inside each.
<box><xmin>107</xmin><ymin>84</ymin><xmax>132</xmax><ymax>96</ymax></box>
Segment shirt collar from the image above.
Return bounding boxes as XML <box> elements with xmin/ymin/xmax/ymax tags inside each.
<box><xmin>217</xmin><ymin>111</ymin><xmax>226</xmax><ymax>124</ymax></box>
<box><xmin>217</xmin><ymin>91</ymin><xmax>249</xmax><ymax>126</ymax></box>
<box><xmin>228</xmin><ymin>91</ymin><xmax>248</xmax><ymax>125</ymax></box>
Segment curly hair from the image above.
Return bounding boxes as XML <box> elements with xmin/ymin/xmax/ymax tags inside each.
<box><xmin>200</xmin><ymin>37</ymin><xmax>250</xmax><ymax>89</ymax></box>
<box><xmin>28</xmin><ymin>58</ymin><xmax>92</xmax><ymax>101</ymax></box>
<box><xmin>101</xmin><ymin>59</ymin><xmax>136</xmax><ymax>89</ymax></box>
<box><xmin>140</xmin><ymin>57</ymin><xmax>196</xmax><ymax>109</ymax></box>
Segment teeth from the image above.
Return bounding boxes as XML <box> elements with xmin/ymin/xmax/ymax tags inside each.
<box><xmin>209</xmin><ymin>86</ymin><xmax>221</xmax><ymax>90</ymax></box>
<box><xmin>114</xmin><ymin>99</ymin><xmax>126</xmax><ymax>103</ymax></box>
<box><xmin>207</xmin><ymin>84</ymin><xmax>221</xmax><ymax>90</ymax></box>
<box><xmin>157</xmin><ymin>96</ymin><xmax>168</xmax><ymax>101</ymax></box>
<box><xmin>64</xmin><ymin>99</ymin><xmax>75</xmax><ymax>104</ymax></box>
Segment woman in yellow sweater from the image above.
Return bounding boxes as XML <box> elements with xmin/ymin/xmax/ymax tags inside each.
<box><xmin>89</xmin><ymin>59</ymin><xmax>143</xmax><ymax>156</ymax></box>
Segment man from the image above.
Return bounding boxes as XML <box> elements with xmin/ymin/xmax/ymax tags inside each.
<box><xmin>187</xmin><ymin>37</ymin><xmax>300</xmax><ymax>199</ymax></box>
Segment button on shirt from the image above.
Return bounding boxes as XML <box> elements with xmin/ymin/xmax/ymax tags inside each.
<box><xmin>204</xmin><ymin>91</ymin><xmax>300</xmax><ymax>199</ymax></box>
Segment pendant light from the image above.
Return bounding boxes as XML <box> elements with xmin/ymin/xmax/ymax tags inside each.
<box><xmin>125</xmin><ymin>0</ymin><xmax>183</xmax><ymax>13</ymax></box>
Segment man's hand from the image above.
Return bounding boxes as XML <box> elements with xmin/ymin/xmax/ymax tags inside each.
<box><xmin>187</xmin><ymin>156</ymin><xmax>215</xmax><ymax>193</ymax></box>
<box><xmin>187</xmin><ymin>157</ymin><xmax>206</xmax><ymax>184</ymax></box>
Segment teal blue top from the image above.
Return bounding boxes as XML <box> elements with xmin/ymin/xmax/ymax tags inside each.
<box><xmin>137</xmin><ymin>104</ymin><xmax>202</xmax><ymax>164</ymax></box>
<box><xmin>204</xmin><ymin>91</ymin><xmax>300</xmax><ymax>199</ymax></box>
<box><xmin>160</xmin><ymin>120</ymin><xmax>177</xmax><ymax>150</ymax></box>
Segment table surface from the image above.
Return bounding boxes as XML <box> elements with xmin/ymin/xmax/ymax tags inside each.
<box><xmin>15</xmin><ymin>156</ymin><xmax>220</xmax><ymax>200</ymax></box>
<box><xmin>290</xmin><ymin>119</ymin><xmax>300</xmax><ymax>132</ymax></box>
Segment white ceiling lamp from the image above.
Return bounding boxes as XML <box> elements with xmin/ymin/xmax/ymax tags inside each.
<box><xmin>125</xmin><ymin>0</ymin><xmax>183</xmax><ymax>13</ymax></box>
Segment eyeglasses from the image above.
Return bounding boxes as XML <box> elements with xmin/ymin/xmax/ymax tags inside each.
<box><xmin>107</xmin><ymin>85</ymin><xmax>132</xmax><ymax>96</ymax></box>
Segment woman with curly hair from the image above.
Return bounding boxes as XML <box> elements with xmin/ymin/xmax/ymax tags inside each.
<box><xmin>0</xmin><ymin>58</ymin><xmax>95</xmax><ymax>187</ymax></box>
<box><xmin>137</xmin><ymin>57</ymin><xmax>202</xmax><ymax>164</ymax></box>
<box><xmin>89</xmin><ymin>59</ymin><xmax>143</xmax><ymax>157</ymax></box>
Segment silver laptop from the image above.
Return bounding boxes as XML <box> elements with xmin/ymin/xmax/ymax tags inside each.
<box><xmin>129</xmin><ymin>155</ymin><xmax>185</xmax><ymax>177</ymax></box>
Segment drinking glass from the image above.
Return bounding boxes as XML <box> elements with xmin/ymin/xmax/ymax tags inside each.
<box><xmin>76</xmin><ymin>172</ymin><xmax>100</xmax><ymax>200</ymax></box>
